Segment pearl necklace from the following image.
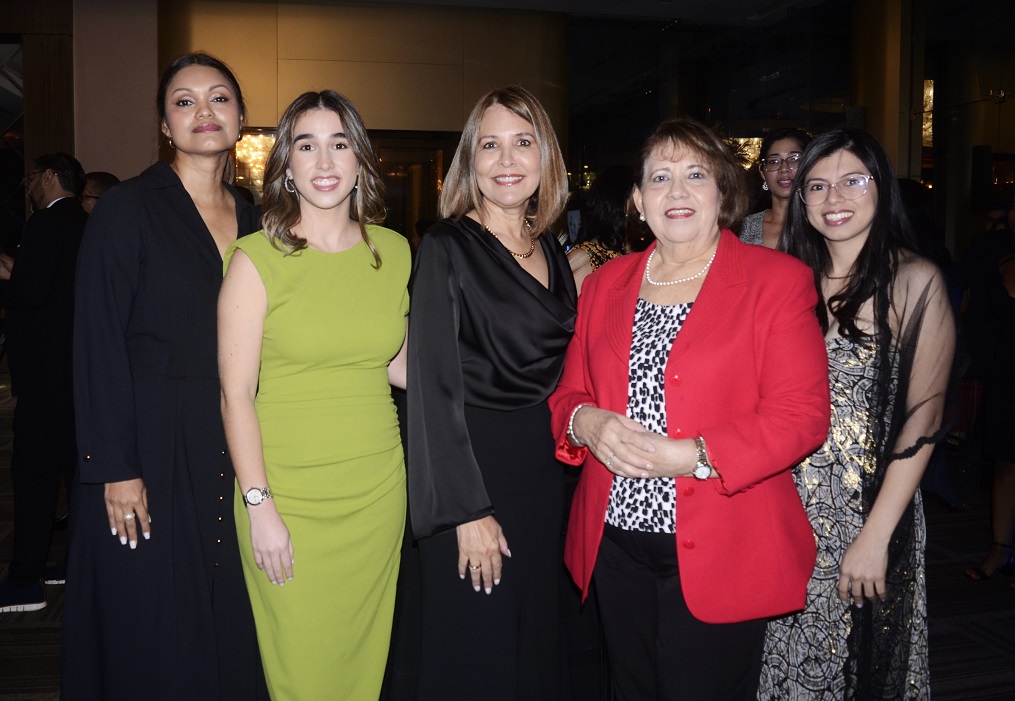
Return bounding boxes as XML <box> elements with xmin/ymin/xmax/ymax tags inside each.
<box><xmin>485</xmin><ymin>220</ymin><xmax>535</xmax><ymax>259</ymax></box>
<box><xmin>644</xmin><ymin>247</ymin><xmax>717</xmax><ymax>286</ymax></box>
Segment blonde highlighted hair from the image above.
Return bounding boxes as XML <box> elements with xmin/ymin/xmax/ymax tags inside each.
<box><xmin>440</xmin><ymin>85</ymin><xmax>567</xmax><ymax>236</ymax></box>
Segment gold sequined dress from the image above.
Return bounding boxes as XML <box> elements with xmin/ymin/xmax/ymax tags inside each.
<box><xmin>758</xmin><ymin>336</ymin><xmax>930</xmax><ymax>700</ymax></box>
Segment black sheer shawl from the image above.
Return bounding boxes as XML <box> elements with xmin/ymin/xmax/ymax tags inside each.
<box><xmin>845</xmin><ymin>256</ymin><xmax>955</xmax><ymax>699</ymax></box>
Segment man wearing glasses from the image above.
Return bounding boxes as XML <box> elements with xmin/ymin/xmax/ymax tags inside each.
<box><xmin>79</xmin><ymin>171</ymin><xmax>120</xmax><ymax>214</ymax></box>
<box><xmin>0</xmin><ymin>153</ymin><xmax>88</xmax><ymax>612</ymax></box>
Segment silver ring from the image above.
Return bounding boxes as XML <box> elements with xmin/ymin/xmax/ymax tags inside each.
<box><xmin>468</xmin><ymin>565</ymin><xmax>481</xmax><ymax>571</ymax></box>
<box><xmin>606</xmin><ymin>454</ymin><xmax>616</xmax><ymax>469</ymax></box>
<box><xmin>123</xmin><ymin>512</ymin><xmax>135</xmax><ymax>521</ymax></box>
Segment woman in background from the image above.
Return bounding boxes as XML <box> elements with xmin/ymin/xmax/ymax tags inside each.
<box><xmin>568</xmin><ymin>165</ymin><xmax>633</xmax><ymax>294</ymax></box>
<box><xmin>219</xmin><ymin>90</ymin><xmax>409</xmax><ymax>700</ymax></box>
<box><xmin>740</xmin><ymin>128</ymin><xmax>810</xmax><ymax>249</ymax></box>
<box><xmin>63</xmin><ymin>53</ymin><xmax>266</xmax><ymax>699</ymax></box>
<box><xmin>759</xmin><ymin>127</ymin><xmax>954</xmax><ymax>699</ymax></box>
<box><xmin>407</xmin><ymin>85</ymin><xmax>575</xmax><ymax>700</ymax></box>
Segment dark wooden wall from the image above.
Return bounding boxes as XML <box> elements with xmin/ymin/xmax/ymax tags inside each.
<box><xmin>0</xmin><ymin>0</ymin><xmax>76</xmax><ymax>168</ymax></box>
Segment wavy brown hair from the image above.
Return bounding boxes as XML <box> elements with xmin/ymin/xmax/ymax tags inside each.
<box><xmin>261</xmin><ymin>91</ymin><xmax>386</xmax><ymax>265</ymax></box>
<box><xmin>440</xmin><ymin>85</ymin><xmax>567</xmax><ymax>236</ymax></box>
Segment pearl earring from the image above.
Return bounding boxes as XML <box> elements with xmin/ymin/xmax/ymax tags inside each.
<box><xmin>639</xmin><ymin>213</ymin><xmax>646</xmax><ymax>222</ymax></box>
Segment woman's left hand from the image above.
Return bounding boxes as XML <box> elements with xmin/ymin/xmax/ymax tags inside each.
<box><xmin>456</xmin><ymin>515</ymin><xmax>510</xmax><ymax>595</ymax></box>
<box><xmin>837</xmin><ymin>529</ymin><xmax>889</xmax><ymax>605</ymax></box>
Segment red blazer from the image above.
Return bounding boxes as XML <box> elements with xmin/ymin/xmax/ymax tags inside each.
<box><xmin>549</xmin><ymin>230</ymin><xmax>830</xmax><ymax>624</ymax></box>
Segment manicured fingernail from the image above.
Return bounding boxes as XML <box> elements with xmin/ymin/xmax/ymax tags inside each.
<box><xmin>494</xmin><ymin>578</ymin><xmax>501</xmax><ymax>586</ymax></box>
<box><xmin>473</xmin><ymin>585</ymin><xmax>481</xmax><ymax>592</ymax></box>
<box><xmin>129</xmin><ymin>540</ymin><xmax>137</xmax><ymax>549</ymax></box>
<box><xmin>459</xmin><ymin>573</ymin><xmax>465</xmax><ymax>579</ymax></box>
<box><xmin>485</xmin><ymin>587</ymin><xmax>492</xmax><ymax>595</ymax></box>
<box><xmin>142</xmin><ymin>532</ymin><xmax>150</xmax><ymax>540</ymax></box>
<box><xmin>119</xmin><ymin>535</ymin><xmax>127</xmax><ymax>545</ymax></box>
<box><xmin>855</xmin><ymin>601</ymin><xmax>863</xmax><ymax>608</ymax></box>
<box><xmin>506</xmin><ymin>549</ymin><xmax>512</xmax><ymax>558</ymax></box>
<box><xmin>148</xmin><ymin>515</ymin><xmax>152</xmax><ymax>523</ymax></box>
<box><xmin>111</xmin><ymin>528</ymin><xmax>118</xmax><ymax>536</ymax></box>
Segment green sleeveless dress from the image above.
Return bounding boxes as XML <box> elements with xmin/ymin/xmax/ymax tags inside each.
<box><xmin>225</xmin><ymin>227</ymin><xmax>409</xmax><ymax>700</ymax></box>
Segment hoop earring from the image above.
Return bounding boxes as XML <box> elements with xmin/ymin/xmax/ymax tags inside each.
<box><xmin>284</xmin><ymin>176</ymin><xmax>297</xmax><ymax>194</ymax></box>
<box><xmin>168</xmin><ymin>136</ymin><xmax>174</xmax><ymax>149</ymax></box>
<box><xmin>762</xmin><ymin>181</ymin><xmax>769</xmax><ymax>191</ymax></box>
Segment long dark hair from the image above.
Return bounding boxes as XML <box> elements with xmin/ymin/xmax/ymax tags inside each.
<box><xmin>574</xmin><ymin>165</ymin><xmax>633</xmax><ymax>253</ymax></box>
<box><xmin>782</xmin><ymin>127</ymin><xmax>916</xmax><ymax>340</ymax></box>
<box><xmin>260</xmin><ymin>91</ymin><xmax>387</xmax><ymax>264</ymax></box>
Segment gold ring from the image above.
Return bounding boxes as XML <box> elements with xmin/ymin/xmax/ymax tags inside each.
<box><xmin>123</xmin><ymin>513</ymin><xmax>136</xmax><ymax>521</ymax></box>
<box><xmin>468</xmin><ymin>564</ymin><xmax>481</xmax><ymax>571</ymax></box>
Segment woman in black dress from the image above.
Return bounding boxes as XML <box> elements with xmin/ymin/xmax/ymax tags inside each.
<box><xmin>61</xmin><ymin>53</ymin><xmax>266</xmax><ymax>699</ymax></box>
<box><xmin>407</xmin><ymin>85</ymin><xmax>576</xmax><ymax>700</ymax></box>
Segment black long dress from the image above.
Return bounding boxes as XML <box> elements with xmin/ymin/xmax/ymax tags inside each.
<box><xmin>407</xmin><ymin>217</ymin><xmax>577</xmax><ymax>700</ymax></box>
<box><xmin>61</xmin><ymin>161</ymin><xmax>267</xmax><ymax>701</ymax></box>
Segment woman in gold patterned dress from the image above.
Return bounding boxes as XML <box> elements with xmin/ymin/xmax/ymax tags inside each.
<box><xmin>567</xmin><ymin>165</ymin><xmax>633</xmax><ymax>293</ymax></box>
<box><xmin>758</xmin><ymin>128</ymin><xmax>955</xmax><ymax>700</ymax></box>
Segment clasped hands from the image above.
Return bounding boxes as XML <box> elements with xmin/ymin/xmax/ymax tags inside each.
<box><xmin>572</xmin><ymin>406</ymin><xmax>699</xmax><ymax>479</ymax></box>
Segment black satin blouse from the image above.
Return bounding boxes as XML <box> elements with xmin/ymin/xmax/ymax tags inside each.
<box><xmin>407</xmin><ymin>216</ymin><xmax>577</xmax><ymax>537</ymax></box>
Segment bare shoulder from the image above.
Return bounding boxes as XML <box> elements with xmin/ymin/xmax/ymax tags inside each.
<box><xmin>567</xmin><ymin>245</ymin><xmax>591</xmax><ymax>273</ymax></box>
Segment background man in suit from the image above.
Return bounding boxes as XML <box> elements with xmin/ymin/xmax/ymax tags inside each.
<box><xmin>79</xmin><ymin>171</ymin><xmax>120</xmax><ymax>214</ymax></box>
<box><xmin>0</xmin><ymin>153</ymin><xmax>87</xmax><ymax>612</ymax></box>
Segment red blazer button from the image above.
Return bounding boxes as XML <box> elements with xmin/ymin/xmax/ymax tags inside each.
<box><xmin>682</xmin><ymin>486</ymin><xmax>695</xmax><ymax>497</ymax></box>
<box><xmin>673</xmin><ymin>428</ymin><xmax>684</xmax><ymax>438</ymax></box>
<box><xmin>682</xmin><ymin>540</ymin><xmax>695</xmax><ymax>549</ymax></box>
<box><xmin>671</xmin><ymin>374</ymin><xmax>681</xmax><ymax>386</ymax></box>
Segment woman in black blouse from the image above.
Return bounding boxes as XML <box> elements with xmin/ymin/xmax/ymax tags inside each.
<box><xmin>407</xmin><ymin>85</ymin><xmax>576</xmax><ymax>700</ymax></box>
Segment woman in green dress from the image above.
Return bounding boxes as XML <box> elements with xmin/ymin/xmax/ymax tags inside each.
<box><xmin>219</xmin><ymin>91</ymin><xmax>409</xmax><ymax>700</ymax></box>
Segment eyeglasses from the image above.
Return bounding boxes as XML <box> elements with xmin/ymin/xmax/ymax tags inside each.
<box><xmin>798</xmin><ymin>174</ymin><xmax>875</xmax><ymax>207</ymax></box>
<box><xmin>21</xmin><ymin>170</ymin><xmax>42</xmax><ymax>186</ymax></box>
<box><xmin>760</xmin><ymin>155</ymin><xmax>801</xmax><ymax>172</ymax></box>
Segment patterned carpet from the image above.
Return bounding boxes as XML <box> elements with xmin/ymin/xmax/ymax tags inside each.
<box><xmin>0</xmin><ymin>352</ymin><xmax>1014</xmax><ymax>699</ymax></box>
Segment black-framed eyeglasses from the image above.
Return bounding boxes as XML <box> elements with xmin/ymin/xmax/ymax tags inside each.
<box><xmin>760</xmin><ymin>154</ymin><xmax>801</xmax><ymax>172</ymax></box>
<box><xmin>21</xmin><ymin>170</ymin><xmax>42</xmax><ymax>186</ymax></box>
<box><xmin>798</xmin><ymin>174</ymin><xmax>875</xmax><ymax>207</ymax></box>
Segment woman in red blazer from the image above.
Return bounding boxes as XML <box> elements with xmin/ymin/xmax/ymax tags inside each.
<box><xmin>549</xmin><ymin>118</ymin><xmax>830</xmax><ymax>700</ymax></box>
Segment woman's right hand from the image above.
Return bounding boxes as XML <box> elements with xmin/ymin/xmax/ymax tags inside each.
<box><xmin>247</xmin><ymin>503</ymin><xmax>294</xmax><ymax>586</ymax></box>
<box><xmin>457</xmin><ymin>515</ymin><xmax>510</xmax><ymax>594</ymax></box>
<box><xmin>105</xmin><ymin>478</ymin><xmax>151</xmax><ymax>549</ymax></box>
<box><xmin>572</xmin><ymin>406</ymin><xmax>657</xmax><ymax>478</ymax></box>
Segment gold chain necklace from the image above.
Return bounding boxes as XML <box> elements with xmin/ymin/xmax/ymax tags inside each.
<box><xmin>485</xmin><ymin>220</ymin><xmax>535</xmax><ymax>259</ymax></box>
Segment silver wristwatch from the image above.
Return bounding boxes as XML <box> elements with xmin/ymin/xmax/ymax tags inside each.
<box><xmin>243</xmin><ymin>486</ymin><xmax>272</xmax><ymax>506</ymax></box>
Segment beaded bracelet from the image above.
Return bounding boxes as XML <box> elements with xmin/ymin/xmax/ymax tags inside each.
<box><xmin>566</xmin><ymin>404</ymin><xmax>591</xmax><ymax>447</ymax></box>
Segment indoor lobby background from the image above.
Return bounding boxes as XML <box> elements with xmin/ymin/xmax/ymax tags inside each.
<box><xmin>1</xmin><ymin>0</ymin><xmax>1013</xmax><ymax>253</ymax></box>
